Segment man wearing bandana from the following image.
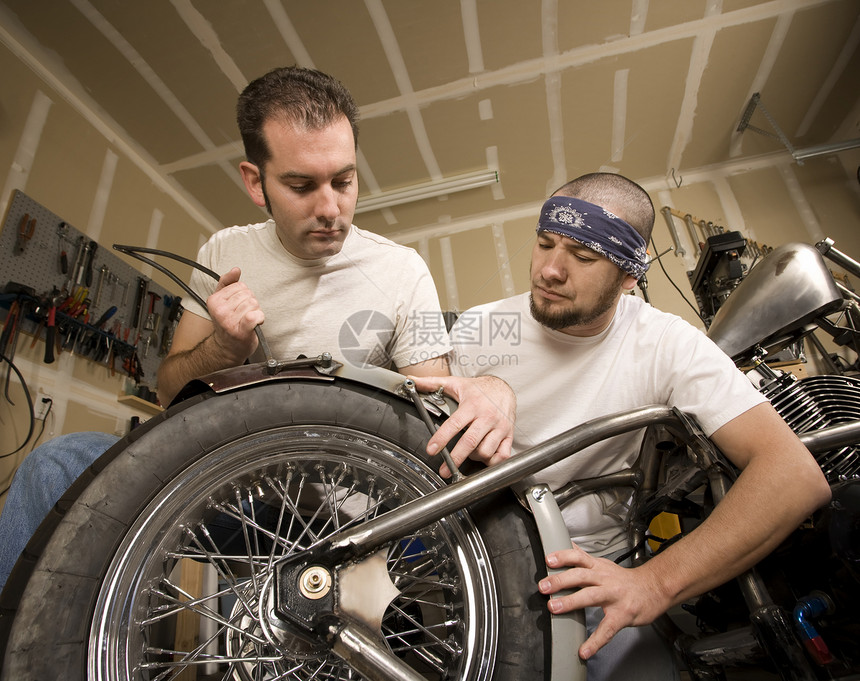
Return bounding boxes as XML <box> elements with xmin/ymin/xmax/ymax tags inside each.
<box><xmin>413</xmin><ymin>172</ymin><xmax>830</xmax><ymax>679</ymax></box>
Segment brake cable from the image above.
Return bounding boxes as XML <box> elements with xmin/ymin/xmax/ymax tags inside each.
<box><xmin>112</xmin><ymin>244</ymin><xmax>277</xmax><ymax>373</ymax></box>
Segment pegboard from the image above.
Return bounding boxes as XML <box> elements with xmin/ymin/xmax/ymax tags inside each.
<box><xmin>0</xmin><ymin>189</ymin><xmax>178</xmax><ymax>393</ymax></box>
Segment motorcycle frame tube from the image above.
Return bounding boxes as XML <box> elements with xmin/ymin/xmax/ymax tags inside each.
<box><xmin>323</xmin><ymin>616</ymin><xmax>428</xmax><ymax>681</ymax></box>
<box><xmin>798</xmin><ymin>420</ymin><xmax>860</xmax><ymax>453</ymax></box>
<box><xmin>308</xmin><ymin>405</ymin><xmax>684</xmax><ymax>565</ymax></box>
<box><xmin>816</xmin><ymin>238</ymin><xmax>860</xmax><ymax>279</ymax></box>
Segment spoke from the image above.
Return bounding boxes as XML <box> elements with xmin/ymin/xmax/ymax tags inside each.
<box><xmin>388</xmin><ymin>534</ymin><xmax>435</xmax><ymax>564</ymax></box>
<box><xmin>265</xmin><ymin>469</ymin><xmax>294</xmax><ymax>570</ymax></box>
<box><xmin>184</xmin><ymin>526</ymin><xmax>260</xmax><ymax>620</ymax></box>
<box><xmin>385</xmin><ymin>602</ymin><xmax>459</xmax><ymax>655</ymax></box>
<box><xmin>383</xmin><ymin>618</ymin><xmax>460</xmax><ymax>639</ymax></box>
<box><xmin>140</xmin><ymin>651</ymin><xmax>284</xmax><ymax>667</ymax></box>
<box><xmin>142</xmin><ymin>579</ymin><xmax>229</xmax><ymax>626</ymax></box>
<box><xmin>383</xmin><ymin>636</ymin><xmax>448</xmax><ymax>675</ymax></box>
<box><xmin>391</xmin><ymin>572</ymin><xmax>457</xmax><ymax>590</ymax></box>
<box><xmin>234</xmin><ymin>486</ymin><xmax>262</xmax><ymax>595</ymax></box>
<box><xmin>144</xmin><ymin>585</ymin><xmax>268</xmax><ymax>646</ymax></box>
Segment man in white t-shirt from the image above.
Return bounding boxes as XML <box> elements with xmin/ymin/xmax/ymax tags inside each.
<box><xmin>0</xmin><ymin>66</ymin><xmax>514</xmax><ymax>593</ymax></box>
<box><xmin>413</xmin><ymin>172</ymin><xmax>831</xmax><ymax>679</ymax></box>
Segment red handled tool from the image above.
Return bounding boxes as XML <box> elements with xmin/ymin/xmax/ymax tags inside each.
<box><xmin>44</xmin><ymin>303</ymin><xmax>56</xmax><ymax>364</ymax></box>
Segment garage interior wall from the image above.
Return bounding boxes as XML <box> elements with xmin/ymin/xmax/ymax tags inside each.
<box><xmin>2</xmin><ymin>10</ymin><xmax>860</xmax><ymax>510</ymax></box>
<box><xmin>0</xmin><ymin>42</ymin><xmax>212</xmax><ymax>500</ymax></box>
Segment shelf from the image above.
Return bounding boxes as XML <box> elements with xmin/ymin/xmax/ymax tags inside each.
<box><xmin>117</xmin><ymin>394</ymin><xmax>163</xmax><ymax>415</ymax></box>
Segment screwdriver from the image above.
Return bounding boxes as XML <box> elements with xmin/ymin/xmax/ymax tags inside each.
<box><xmin>58</xmin><ymin>222</ymin><xmax>69</xmax><ymax>274</ymax></box>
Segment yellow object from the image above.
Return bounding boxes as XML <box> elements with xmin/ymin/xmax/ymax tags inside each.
<box><xmin>648</xmin><ymin>512</ymin><xmax>682</xmax><ymax>553</ymax></box>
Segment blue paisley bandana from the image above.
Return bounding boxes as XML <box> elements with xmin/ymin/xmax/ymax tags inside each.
<box><xmin>536</xmin><ymin>196</ymin><xmax>649</xmax><ymax>278</ymax></box>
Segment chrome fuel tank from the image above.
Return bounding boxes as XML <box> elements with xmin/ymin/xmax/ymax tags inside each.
<box><xmin>707</xmin><ymin>242</ymin><xmax>843</xmax><ymax>362</ymax></box>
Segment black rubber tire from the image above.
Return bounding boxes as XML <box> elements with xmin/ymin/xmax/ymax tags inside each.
<box><xmin>0</xmin><ymin>377</ymin><xmax>549</xmax><ymax>680</ymax></box>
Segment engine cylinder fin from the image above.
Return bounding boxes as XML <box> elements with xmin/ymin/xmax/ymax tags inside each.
<box><xmin>762</xmin><ymin>374</ymin><xmax>860</xmax><ymax>481</ymax></box>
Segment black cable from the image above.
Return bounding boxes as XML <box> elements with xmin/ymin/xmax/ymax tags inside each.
<box><xmin>112</xmin><ymin>244</ymin><xmax>218</xmax><ymax>311</ymax></box>
<box><xmin>649</xmin><ymin>234</ymin><xmax>707</xmax><ymax>324</ymax></box>
<box><xmin>0</xmin><ymin>352</ymin><xmax>35</xmax><ymax>458</ymax></box>
<box><xmin>113</xmin><ymin>243</ymin><xmax>276</xmax><ymax>365</ymax></box>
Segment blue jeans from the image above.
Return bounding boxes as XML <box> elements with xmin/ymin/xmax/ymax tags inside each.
<box><xmin>0</xmin><ymin>431</ymin><xmax>120</xmax><ymax>592</ymax></box>
<box><xmin>581</xmin><ymin>549</ymin><xmax>680</xmax><ymax>680</ymax></box>
<box><xmin>584</xmin><ymin>605</ymin><xmax>679</xmax><ymax>680</ymax></box>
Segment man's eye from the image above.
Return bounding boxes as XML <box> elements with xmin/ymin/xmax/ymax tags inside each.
<box><xmin>290</xmin><ymin>185</ymin><xmax>311</xmax><ymax>193</ymax></box>
<box><xmin>334</xmin><ymin>180</ymin><xmax>353</xmax><ymax>190</ymax></box>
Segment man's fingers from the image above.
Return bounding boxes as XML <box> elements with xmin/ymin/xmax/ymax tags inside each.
<box><xmin>539</xmin><ymin>569</ymin><xmax>590</xmax><ymax>599</ymax></box>
<box><xmin>545</xmin><ymin>544</ymin><xmax>592</xmax><ymax>570</ymax></box>
<box><xmin>215</xmin><ymin>266</ymin><xmax>242</xmax><ymax>290</ymax></box>
<box><xmin>579</xmin><ymin>618</ymin><xmax>619</xmax><ymax>660</ymax></box>
<box><xmin>428</xmin><ymin>410</ymin><xmax>486</xmax><ymax>478</ymax></box>
<box><xmin>426</xmin><ymin>415</ymin><xmax>466</xmax><ymax>457</ymax></box>
<box><xmin>409</xmin><ymin>374</ymin><xmax>443</xmax><ymax>388</ymax></box>
<box><xmin>487</xmin><ymin>437</ymin><xmax>513</xmax><ymax>466</ymax></box>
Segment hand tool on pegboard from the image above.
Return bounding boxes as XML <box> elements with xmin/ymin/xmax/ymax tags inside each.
<box><xmin>43</xmin><ymin>291</ymin><xmax>61</xmax><ymax>364</ymax></box>
<box><xmin>130</xmin><ymin>276</ymin><xmax>148</xmax><ymax>331</ymax></box>
<box><xmin>74</xmin><ymin>240</ymin><xmax>93</xmax><ymax>288</ymax></box>
<box><xmin>159</xmin><ymin>295</ymin><xmax>182</xmax><ymax>357</ymax></box>
<box><xmin>0</xmin><ymin>294</ymin><xmax>34</xmax><ymax>402</ymax></box>
<box><xmin>64</xmin><ymin>235</ymin><xmax>85</xmax><ymax>292</ymax></box>
<box><xmin>57</xmin><ymin>222</ymin><xmax>70</xmax><ymax>274</ymax></box>
<box><xmin>142</xmin><ymin>291</ymin><xmax>161</xmax><ymax>358</ymax></box>
<box><xmin>116</xmin><ymin>276</ymin><xmax>129</xmax><ymax>306</ymax></box>
<box><xmin>84</xmin><ymin>241</ymin><xmax>98</xmax><ymax>287</ymax></box>
<box><xmin>93</xmin><ymin>265</ymin><xmax>109</xmax><ymax>307</ymax></box>
<box><xmin>28</xmin><ymin>289</ymin><xmax>62</xmax><ymax>364</ymax></box>
<box><xmin>13</xmin><ymin>214</ymin><xmax>35</xmax><ymax>255</ymax></box>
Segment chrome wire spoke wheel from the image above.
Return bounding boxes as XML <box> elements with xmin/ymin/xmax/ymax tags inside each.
<box><xmin>88</xmin><ymin>426</ymin><xmax>497</xmax><ymax>681</ymax></box>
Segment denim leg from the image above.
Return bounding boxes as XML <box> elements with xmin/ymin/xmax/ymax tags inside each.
<box><xmin>0</xmin><ymin>431</ymin><xmax>120</xmax><ymax>591</ymax></box>
<box><xmin>583</xmin><ymin>605</ymin><xmax>680</xmax><ymax>681</ymax></box>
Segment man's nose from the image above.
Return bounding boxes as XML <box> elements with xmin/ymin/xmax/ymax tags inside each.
<box><xmin>539</xmin><ymin>250</ymin><xmax>567</xmax><ymax>282</ymax></box>
<box><xmin>314</xmin><ymin>185</ymin><xmax>340</xmax><ymax>222</ymax></box>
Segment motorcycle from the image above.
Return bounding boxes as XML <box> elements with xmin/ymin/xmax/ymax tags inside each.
<box><xmin>0</xmin><ymin>239</ymin><xmax>858</xmax><ymax>681</ymax></box>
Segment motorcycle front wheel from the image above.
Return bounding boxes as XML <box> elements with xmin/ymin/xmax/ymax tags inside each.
<box><xmin>1</xmin><ymin>377</ymin><xmax>548</xmax><ymax>680</ymax></box>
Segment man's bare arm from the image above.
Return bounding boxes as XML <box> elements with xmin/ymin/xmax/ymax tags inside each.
<box><xmin>397</xmin><ymin>354</ymin><xmax>450</xmax><ymax>378</ymax></box>
<box><xmin>156</xmin><ymin>267</ymin><xmax>264</xmax><ymax>405</ymax></box>
<box><xmin>537</xmin><ymin>402</ymin><xmax>832</xmax><ymax>659</ymax></box>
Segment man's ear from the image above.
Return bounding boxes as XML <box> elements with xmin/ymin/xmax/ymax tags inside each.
<box><xmin>621</xmin><ymin>274</ymin><xmax>638</xmax><ymax>292</ymax></box>
<box><xmin>239</xmin><ymin>161</ymin><xmax>266</xmax><ymax>208</ymax></box>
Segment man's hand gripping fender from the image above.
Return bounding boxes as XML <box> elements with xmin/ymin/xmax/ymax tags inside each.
<box><xmin>538</xmin><ymin>542</ymin><xmax>671</xmax><ymax>661</ymax></box>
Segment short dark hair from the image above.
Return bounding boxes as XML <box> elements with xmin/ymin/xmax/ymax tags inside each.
<box><xmin>553</xmin><ymin>172</ymin><xmax>655</xmax><ymax>242</ymax></box>
<box><xmin>236</xmin><ymin>66</ymin><xmax>360</xmax><ymax>169</ymax></box>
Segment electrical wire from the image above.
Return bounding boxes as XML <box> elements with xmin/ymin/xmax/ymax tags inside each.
<box><xmin>113</xmin><ymin>243</ymin><xmax>275</xmax><ymax>365</ymax></box>
<box><xmin>0</xmin><ymin>352</ymin><xmax>36</xmax><ymax>458</ymax></box>
<box><xmin>112</xmin><ymin>244</ymin><xmax>218</xmax><ymax>311</ymax></box>
<box><xmin>649</xmin><ymin>234</ymin><xmax>707</xmax><ymax>324</ymax></box>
